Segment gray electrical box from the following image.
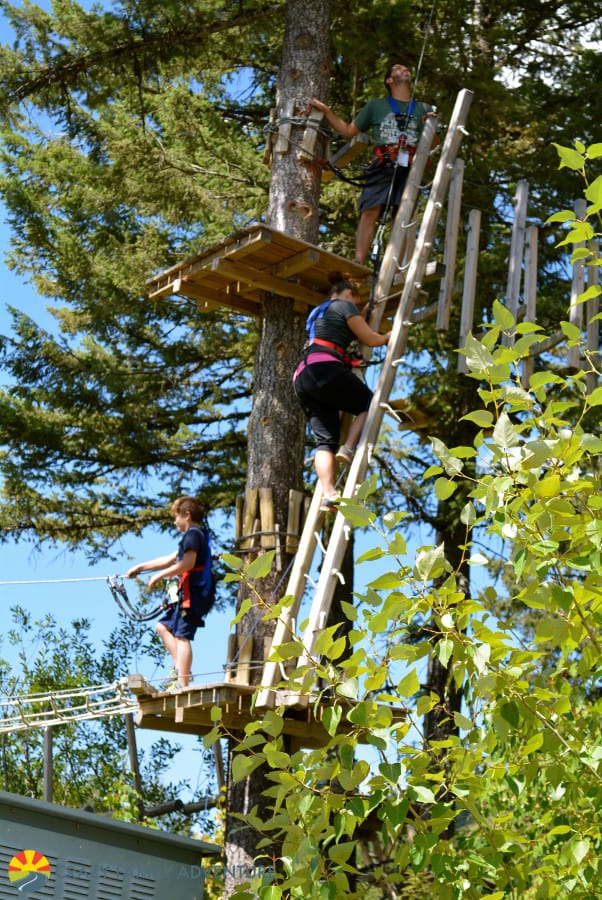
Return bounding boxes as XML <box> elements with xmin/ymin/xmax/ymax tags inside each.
<box><xmin>0</xmin><ymin>789</ymin><xmax>221</xmax><ymax>899</ymax></box>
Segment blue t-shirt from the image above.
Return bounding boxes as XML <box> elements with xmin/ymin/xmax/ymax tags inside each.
<box><xmin>177</xmin><ymin>525</ymin><xmax>207</xmax><ymax>610</ymax></box>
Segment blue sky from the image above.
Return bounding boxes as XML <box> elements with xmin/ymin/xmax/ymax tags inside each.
<box><xmin>0</xmin><ymin>1</ymin><xmax>428</xmax><ymax>807</ymax></box>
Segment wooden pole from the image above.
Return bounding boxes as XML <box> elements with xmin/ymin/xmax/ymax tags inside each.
<box><xmin>521</xmin><ymin>225</ymin><xmax>539</xmax><ymax>387</ymax></box>
<box><xmin>505</xmin><ymin>179</ymin><xmax>529</xmax><ymax>335</ymax></box>
<box><xmin>437</xmin><ymin>158</ymin><xmax>465</xmax><ymax>331</ymax></box>
<box><xmin>586</xmin><ymin>239</ymin><xmax>600</xmax><ymax>395</ymax></box>
<box><xmin>568</xmin><ymin>198</ymin><xmax>587</xmax><ymax>370</ymax></box>
<box><xmin>457</xmin><ymin>209</ymin><xmax>481</xmax><ymax>374</ymax></box>
<box><xmin>43</xmin><ymin>726</ymin><xmax>53</xmax><ymax>803</ymax></box>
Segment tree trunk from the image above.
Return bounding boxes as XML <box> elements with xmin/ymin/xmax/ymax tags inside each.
<box><xmin>224</xmin><ymin>0</ymin><xmax>331</xmax><ymax>892</ymax></box>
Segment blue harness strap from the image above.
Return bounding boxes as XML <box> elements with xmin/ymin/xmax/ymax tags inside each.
<box><xmin>305</xmin><ymin>298</ymin><xmax>333</xmax><ymax>343</ymax></box>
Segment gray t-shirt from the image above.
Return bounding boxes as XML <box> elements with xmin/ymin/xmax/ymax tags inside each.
<box><xmin>312</xmin><ymin>298</ymin><xmax>360</xmax><ymax>349</ymax></box>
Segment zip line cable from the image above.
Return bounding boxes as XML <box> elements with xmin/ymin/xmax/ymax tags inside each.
<box><xmin>0</xmin><ymin>575</ymin><xmax>122</xmax><ymax>585</ymax></box>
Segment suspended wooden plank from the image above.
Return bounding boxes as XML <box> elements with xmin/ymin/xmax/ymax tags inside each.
<box><xmin>263</xmin><ymin>107</ymin><xmax>277</xmax><ymax>166</ymax></box>
<box><xmin>259</xmin><ymin>488</ymin><xmax>274</xmax><ymax>550</ymax></box>
<box><xmin>240</xmin><ymin>488</ymin><xmax>258</xmax><ymax>551</ymax></box>
<box><xmin>234</xmin><ymin>495</ymin><xmax>244</xmax><ymax>543</ymax></box>
<box><xmin>321</xmin><ymin>133</ymin><xmax>370</xmax><ymax>182</ymax></box>
<box><xmin>298</xmin><ymin>108</ymin><xmax>325</xmax><ymax>162</ymax></box>
<box><xmin>275</xmin><ymin>98</ymin><xmax>295</xmax><ymax>154</ymax></box>
<box><xmin>286</xmin><ymin>489</ymin><xmax>305</xmax><ymax>554</ymax></box>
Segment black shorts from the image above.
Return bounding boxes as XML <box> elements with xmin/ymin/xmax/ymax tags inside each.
<box><xmin>294</xmin><ymin>362</ymin><xmax>373</xmax><ymax>453</ymax></box>
<box><xmin>360</xmin><ymin>160</ymin><xmax>409</xmax><ymax>213</ymax></box>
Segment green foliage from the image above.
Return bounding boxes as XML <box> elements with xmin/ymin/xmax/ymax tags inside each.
<box><xmin>210</xmin><ymin>157</ymin><xmax>602</xmax><ymax>896</ymax></box>
<box><xmin>0</xmin><ymin>606</ymin><xmax>215</xmax><ymax>836</ymax></box>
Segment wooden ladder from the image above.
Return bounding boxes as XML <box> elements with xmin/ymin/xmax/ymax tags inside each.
<box><xmin>257</xmin><ymin>88</ymin><xmax>474</xmax><ymax>708</ymax></box>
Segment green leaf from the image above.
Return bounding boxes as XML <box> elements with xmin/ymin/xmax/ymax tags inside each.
<box><xmin>462</xmin><ymin>333</ymin><xmax>496</xmax><ymax>371</ymax></box>
<box><xmin>552</xmin><ymin>143</ymin><xmax>585</xmax><ymax>171</ymax></box>
<box><xmin>328</xmin><ymin>841</ymin><xmax>357</xmax><ymax>864</ymax></box>
<box><xmin>586</xmin><ymin>386</ymin><xmax>602</xmax><ymax>407</ymax></box>
<box><xmin>571</xmin><ymin>839</ymin><xmax>590</xmax><ymax>865</ymax></box>
<box><xmin>323</xmin><ymin>704</ymin><xmax>342</xmax><ymax>737</ymax></box>
<box><xmin>397</xmin><ymin>668</ymin><xmax>420</xmax><ymax>697</ymax></box>
<box><xmin>414</xmin><ymin>543</ymin><xmax>446</xmax><ymax>582</ymax></box>
<box><xmin>460</xmin><ymin>409</ymin><xmax>494</xmax><ymax>428</ymax></box>
<box><xmin>246</xmin><ymin>550</ymin><xmax>276</xmax><ymax>580</ymax></box>
<box><xmin>434</xmin><ymin>477</ymin><xmax>457</xmax><ymax>500</ymax></box>
<box><xmin>492</xmin><ymin>298</ymin><xmax>516</xmax><ymax>329</ymax></box>
<box><xmin>493</xmin><ymin>412</ymin><xmax>519</xmax><ymax>449</ymax></box>
<box><xmin>436</xmin><ymin>636</ymin><xmax>453</xmax><ymax>667</ymax></box>
<box><xmin>411</xmin><ymin>784</ymin><xmax>436</xmax><ymax>803</ymax></box>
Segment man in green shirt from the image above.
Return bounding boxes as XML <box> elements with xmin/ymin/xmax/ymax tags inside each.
<box><xmin>309</xmin><ymin>62</ymin><xmax>438</xmax><ymax>264</ymax></box>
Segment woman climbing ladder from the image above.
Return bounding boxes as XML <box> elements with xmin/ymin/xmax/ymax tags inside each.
<box><xmin>293</xmin><ymin>272</ymin><xmax>390</xmax><ymax>511</ymax></box>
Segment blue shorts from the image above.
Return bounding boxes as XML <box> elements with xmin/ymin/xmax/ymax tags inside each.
<box><xmin>158</xmin><ymin>604</ymin><xmax>199</xmax><ymax>641</ymax></box>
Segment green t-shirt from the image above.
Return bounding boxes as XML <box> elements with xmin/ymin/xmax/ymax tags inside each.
<box><xmin>354</xmin><ymin>96</ymin><xmax>434</xmax><ymax>148</ymax></box>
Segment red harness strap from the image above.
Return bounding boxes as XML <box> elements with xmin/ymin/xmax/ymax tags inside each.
<box><xmin>179</xmin><ymin>565</ymin><xmax>205</xmax><ymax>610</ymax></box>
<box><xmin>310</xmin><ymin>337</ymin><xmax>364</xmax><ymax>368</ymax></box>
<box><xmin>373</xmin><ymin>142</ymin><xmax>416</xmax><ymax>166</ymax></box>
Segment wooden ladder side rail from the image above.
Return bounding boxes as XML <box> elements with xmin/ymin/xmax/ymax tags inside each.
<box><xmin>368</xmin><ymin>114</ymin><xmax>442</xmax><ymax>329</ymax></box>
<box><xmin>255</xmin><ymin>116</ymin><xmax>441</xmax><ymax>709</ymax></box>
<box><xmin>294</xmin><ymin>89</ymin><xmax>474</xmax><ymax>693</ymax></box>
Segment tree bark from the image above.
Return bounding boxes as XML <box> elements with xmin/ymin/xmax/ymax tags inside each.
<box><xmin>224</xmin><ymin>1</ymin><xmax>331</xmax><ymax>892</ymax></box>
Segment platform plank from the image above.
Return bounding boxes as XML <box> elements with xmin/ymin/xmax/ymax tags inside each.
<box><xmin>128</xmin><ymin>675</ymin><xmax>406</xmax><ymax>751</ymax></box>
<box><xmin>146</xmin><ymin>224</ymin><xmax>372</xmax><ymax>316</ymax></box>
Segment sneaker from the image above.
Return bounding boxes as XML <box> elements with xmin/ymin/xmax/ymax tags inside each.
<box><xmin>336</xmin><ymin>446</ymin><xmax>353</xmax><ymax>465</ymax></box>
<box><xmin>320</xmin><ymin>493</ymin><xmax>340</xmax><ymax>512</ymax></box>
<box><xmin>161</xmin><ymin>667</ymin><xmax>179</xmax><ymax>692</ymax></box>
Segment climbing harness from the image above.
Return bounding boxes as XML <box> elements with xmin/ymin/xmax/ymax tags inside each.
<box><xmin>304</xmin><ymin>298</ymin><xmax>365</xmax><ymax>368</ymax></box>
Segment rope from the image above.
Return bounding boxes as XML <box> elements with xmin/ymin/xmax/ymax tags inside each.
<box><xmin>0</xmin><ymin>575</ymin><xmax>120</xmax><ymax>585</ymax></box>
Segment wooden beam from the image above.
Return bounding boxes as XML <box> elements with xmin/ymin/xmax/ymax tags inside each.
<box><xmin>212</xmin><ymin>257</ymin><xmax>323</xmax><ymax>306</ymax></box>
<box><xmin>298</xmin><ymin>108</ymin><xmax>325</xmax><ymax>162</ymax></box>
<box><xmin>275</xmin><ymin>98</ymin><xmax>295</xmax><ymax>154</ymax></box>
<box><xmin>521</xmin><ymin>225</ymin><xmax>539</xmax><ymax>387</ymax></box>
<box><xmin>259</xmin><ymin>487</ymin><xmax>274</xmax><ymax>550</ymax></box>
<box><xmin>586</xmin><ymin>239</ymin><xmax>600</xmax><ymax>395</ymax></box>
<box><xmin>270</xmin><ymin>247</ymin><xmax>321</xmax><ymax>278</ymax></box>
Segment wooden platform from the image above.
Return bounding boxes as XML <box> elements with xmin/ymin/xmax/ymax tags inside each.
<box><xmin>128</xmin><ymin>674</ymin><xmax>406</xmax><ymax>751</ymax></box>
<box><xmin>146</xmin><ymin>224</ymin><xmax>371</xmax><ymax>315</ymax></box>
